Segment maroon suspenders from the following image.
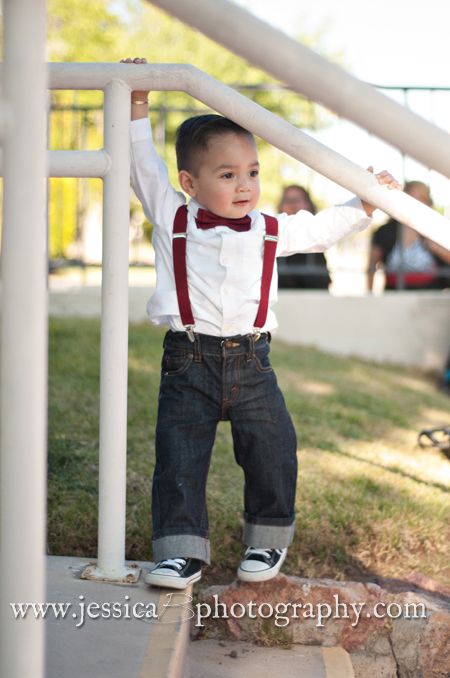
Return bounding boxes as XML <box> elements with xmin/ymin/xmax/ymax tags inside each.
<box><xmin>172</xmin><ymin>205</ymin><xmax>278</xmax><ymax>341</ymax></box>
<box><xmin>173</xmin><ymin>206</ymin><xmax>196</xmax><ymax>338</ymax></box>
<box><xmin>253</xmin><ymin>213</ymin><xmax>278</xmax><ymax>331</ymax></box>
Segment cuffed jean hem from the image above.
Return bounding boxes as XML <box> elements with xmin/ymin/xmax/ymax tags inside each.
<box><xmin>243</xmin><ymin>520</ymin><xmax>295</xmax><ymax>549</ymax></box>
<box><xmin>152</xmin><ymin>534</ymin><xmax>211</xmax><ymax>565</ymax></box>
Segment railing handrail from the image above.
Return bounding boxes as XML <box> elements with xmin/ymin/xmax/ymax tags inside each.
<box><xmin>149</xmin><ymin>0</ymin><xmax>450</xmax><ymax>180</ymax></box>
<box><xmin>47</xmin><ymin>63</ymin><xmax>450</xmax><ymax>250</ymax></box>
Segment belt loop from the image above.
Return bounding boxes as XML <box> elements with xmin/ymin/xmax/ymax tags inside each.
<box><xmin>193</xmin><ymin>333</ymin><xmax>202</xmax><ymax>363</ymax></box>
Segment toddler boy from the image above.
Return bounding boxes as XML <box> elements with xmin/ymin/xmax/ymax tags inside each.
<box><xmin>124</xmin><ymin>57</ymin><xmax>400</xmax><ymax>590</ymax></box>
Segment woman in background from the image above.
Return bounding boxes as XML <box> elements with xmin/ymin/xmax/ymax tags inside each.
<box><xmin>277</xmin><ymin>185</ymin><xmax>331</xmax><ymax>289</ymax></box>
<box><xmin>368</xmin><ymin>181</ymin><xmax>450</xmax><ymax>291</ymax></box>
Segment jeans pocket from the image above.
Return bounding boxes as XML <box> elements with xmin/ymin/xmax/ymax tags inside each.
<box><xmin>161</xmin><ymin>349</ymin><xmax>193</xmax><ymax>376</ymax></box>
<box><xmin>254</xmin><ymin>348</ymin><xmax>274</xmax><ymax>373</ymax></box>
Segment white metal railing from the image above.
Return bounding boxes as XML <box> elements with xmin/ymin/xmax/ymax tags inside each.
<box><xmin>95</xmin><ymin>80</ymin><xmax>134</xmax><ymax>582</ymax></box>
<box><xmin>48</xmin><ymin>76</ymin><xmax>137</xmax><ymax>585</ymax></box>
<box><xmin>2</xmin><ymin>3</ymin><xmax>450</xmax><ymax>676</ymax></box>
<box><xmin>49</xmin><ymin>62</ymin><xmax>450</xmax><ymax>248</ymax></box>
<box><xmin>1</xmin><ymin>3</ymin><xmax>47</xmax><ymax>678</ymax></box>
<box><xmin>150</xmin><ymin>0</ymin><xmax>450</xmax><ymax>180</ymax></box>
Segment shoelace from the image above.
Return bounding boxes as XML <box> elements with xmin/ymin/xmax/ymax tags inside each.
<box><xmin>157</xmin><ymin>557</ymin><xmax>186</xmax><ymax>570</ymax></box>
<box><xmin>246</xmin><ymin>547</ymin><xmax>282</xmax><ymax>559</ymax></box>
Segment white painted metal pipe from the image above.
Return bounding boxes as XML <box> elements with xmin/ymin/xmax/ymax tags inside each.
<box><xmin>48</xmin><ymin>63</ymin><xmax>450</xmax><ymax>249</ymax></box>
<box><xmin>0</xmin><ymin>150</ymin><xmax>111</xmax><ymax>178</ymax></box>
<box><xmin>0</xmin><ymin>1</ymin><xmax>47</xmax><ymax>678</ymax></box>
<box><xmin>96</xmin><ymin>80</ymin><xmax>133</xmax><ymax>579</ymax></box>
<box><xmin>0</xmin><ymin>101</ymin><xmax>13</xmax><ymax>141</ymax></box>
<box><xmin>49</xmin><ymin>150</ymin><xmax>111</xmax><ymax>177</ymax></box>
<box><xmin>150</xmin><ymin>0</ymin><xmax>450</xmax><ymax>180</ymax></box>
<box><xmin>48</xmin><ymin>62</ymin><xmax>192</xmax><ymax>91</ymax></box>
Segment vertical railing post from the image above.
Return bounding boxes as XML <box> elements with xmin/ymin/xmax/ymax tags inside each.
<box><xmin>82</xmin><ymin>79</ymin><xmax>138</xmax><ymax>582</ymax></box>
<box><xmin>0</xmin><ymin>1</ymin><xmax>47</xmax><ymax>676</ymax></box>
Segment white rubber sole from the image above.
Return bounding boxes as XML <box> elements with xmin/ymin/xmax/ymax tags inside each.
<box><xmin>145</xmin><ymin>569</ymin><xmax>202</xmax><ymax>590</ymax></box>
<box><xmin>237</xmin><ymin>549</ymin><xmax>287</xmax><ymax>583</ymax></box>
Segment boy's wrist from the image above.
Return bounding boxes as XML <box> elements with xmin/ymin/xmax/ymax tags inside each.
<box><xmin>131</xmin><ymin>92</ymin><xmax>149</xmax><ymax>120</ymax></box>
<box><xmin>131</xmin><ymin>103</ymin><xmax>149</xmax><ymax>121</ymax></box>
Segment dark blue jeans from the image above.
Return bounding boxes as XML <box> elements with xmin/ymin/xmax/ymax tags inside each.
<box><xmin>152</xmin><ymin>330</ymin><xmax>298</xmax><ymax>564</ymax></box>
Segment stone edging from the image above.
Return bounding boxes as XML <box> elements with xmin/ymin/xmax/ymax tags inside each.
<box><xmin>195</xmin><ymin>575</ymin><xmax>450</xmax><ymax>677</ymax></box>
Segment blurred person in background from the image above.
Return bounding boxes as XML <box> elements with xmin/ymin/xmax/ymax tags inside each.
<box><xmin>277</xmin><ymin>185</ymin><xmax>331</xmax><ymax>289</ymax></box>
<box><xmin>368</xmin><ymin>180</ymin><xmax>450</xmax><ymax>291</ymax></box>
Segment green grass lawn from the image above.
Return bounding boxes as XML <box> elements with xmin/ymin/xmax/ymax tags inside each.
<box><xmin>48</xmin><ymin>317</ymin><xmax>450</xmax><ymax>587</ymax></box>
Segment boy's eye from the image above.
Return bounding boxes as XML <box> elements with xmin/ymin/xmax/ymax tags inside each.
<box><xmin>221</xmin><ymin>172</ymin><xmax>234</xmax><ymax>179</ymax></box>
<box><xmin>250</xmin><ymin>170</ymin><xmax>259</xmax><ymax>178</ymax></box>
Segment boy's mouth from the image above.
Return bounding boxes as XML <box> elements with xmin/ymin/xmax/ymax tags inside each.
<box><xmin>233</xmin><ymin>200</ymin><xmax>250</xmax><ymax>206</ymax></box>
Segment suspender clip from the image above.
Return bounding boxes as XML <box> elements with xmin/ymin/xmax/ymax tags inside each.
<box><xmin>252</xmin><ymin>327</ymin><xmax>262</xmax><ymax>342</ymax></box>
<box><xmin>185</xmin><ymin>325</ymin><xmax>196</xmax><ymax>342</ymax></box>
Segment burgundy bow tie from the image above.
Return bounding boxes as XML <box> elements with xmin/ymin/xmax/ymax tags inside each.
<box><xmin>195</xmin><ymin>208</ymin><xmax>251</xmax><ymax>232</ymax></box>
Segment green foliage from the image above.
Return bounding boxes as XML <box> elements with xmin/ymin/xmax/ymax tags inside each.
<box><xmin>47</xmin><ymin>0</ymin><xmax>126</xmax><ymax>63</ymax></box>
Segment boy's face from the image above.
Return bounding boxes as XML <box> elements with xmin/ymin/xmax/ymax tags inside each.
<box><xmin>179</xmin><ymin>132</ymin><xmax>260</xmax><ymax>218</ymax></box>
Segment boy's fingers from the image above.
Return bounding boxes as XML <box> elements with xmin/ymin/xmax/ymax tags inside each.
<box><xmin>367</xmin><ymin>167</ymin><xmax>401</xmax><ymax>189</ymax></box>
<box><xmin>119</xmin><ymin>57</ymin><xmax>147</xmax><ymax>63</ymax></box>
<box><xmin>374</xmin><ymin>169</ymin><xmax>402</xmax><ymax>190</ymax></box>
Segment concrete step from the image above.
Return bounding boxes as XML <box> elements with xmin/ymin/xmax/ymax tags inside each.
<box><xmin>45</xmin><ymin>556</ymin><xmax>190</xmax><ymax>678</ymax></box>
<box><xmin>186</xmin><ymin>639</ymin><xmax>354</xmax><ymax>677</ymax></box>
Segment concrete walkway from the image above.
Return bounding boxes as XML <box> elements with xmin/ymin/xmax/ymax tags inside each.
<box><xmin>45</xmin><ymin>556</ymin><xmax>190</xmax><ymax>678</ymax></box>
<box><xmin>45</xmin><ymin>556</ymin><xmax>354</xmax><ymax>678</ymax></box>
<box><xmin>187</xmin><ymin>640</ymin><xmax>354</xmax><ymax>677</ymax></box>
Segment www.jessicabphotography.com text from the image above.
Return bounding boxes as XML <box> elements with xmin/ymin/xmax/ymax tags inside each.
<box><xmin>10</xmin><ymin>592</ymin><xmax>427</xmax><ymax>630</ymax></box>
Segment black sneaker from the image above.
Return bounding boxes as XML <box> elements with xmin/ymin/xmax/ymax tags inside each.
<box><xmin>145</xmin><ymin>557</ymin><xmax>202</xmax><ymax>589</ymax></box>
<box><xmin>237</xmin><ymin>547</ymin><xmax>287</xmax><ymax>583</ymax></box>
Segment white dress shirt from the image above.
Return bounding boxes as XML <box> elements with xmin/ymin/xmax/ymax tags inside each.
<box><xmin>130</xmin><ymin>117</ymin><xmax>371</xmax><ymax>336</ymax></box>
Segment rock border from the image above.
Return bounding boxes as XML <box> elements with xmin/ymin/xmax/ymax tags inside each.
<box><xmin>194</xmin><ymin>575</ymin><xmax>450</xmax><ymax>678</ymax></box>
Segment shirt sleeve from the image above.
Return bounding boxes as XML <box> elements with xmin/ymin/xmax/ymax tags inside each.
<box><xmin>130</xmin><ymin>117</ymin><xmax>185</xmax><ymax>231</ymax></box>
<box><xmin>276</xmin><ymin>197</ymin><xmax>372</xmax><ymax>257</ymax></box>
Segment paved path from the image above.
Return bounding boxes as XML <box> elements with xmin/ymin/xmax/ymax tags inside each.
<box><xmin>45</xmin><ymin>556</ymin><xmax>189</xmax><ymax>678</ymax></box>
<box><xmin>45</xmin><ymin>556</ymin><xmax>354</xmax><ymax>677</ymax></box>
<box><xmin>187</xmin><ymin>640</ymin><xmax>354</xmax><ymax>677</ymax></box>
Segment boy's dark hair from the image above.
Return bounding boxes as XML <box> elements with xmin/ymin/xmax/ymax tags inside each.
<box><xmin>175</xmin><ymin>114</ymin><xmax>254</xmax><ymax>174</ymax></box>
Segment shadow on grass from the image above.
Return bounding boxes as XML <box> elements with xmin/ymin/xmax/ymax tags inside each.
<box><xmin>327</xmin><ymin>447</ymin><xmax>450</xmax><ymax>494</ymax></box>
<box><xmin>273</xmin><ymin>340</ymin><xmax>449</xmax><ymax>448</ymax></box>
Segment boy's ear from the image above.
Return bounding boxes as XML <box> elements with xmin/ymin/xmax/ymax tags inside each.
<box><xmin>179</xmin><ymin>170</ymin><xmax>197</xmax><ymax>197</ymax></box>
